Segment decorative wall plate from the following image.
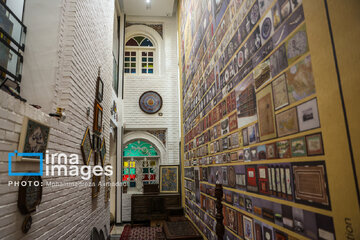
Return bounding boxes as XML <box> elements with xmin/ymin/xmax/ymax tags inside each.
<box><xmin>139</xmin><ymin>91</ymin><xmax>162</xmax><ymax>114</ymax></box>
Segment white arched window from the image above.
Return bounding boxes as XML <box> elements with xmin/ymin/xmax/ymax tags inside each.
<box><xmin>124</xmin><ymin>35</ymin><xmax>155</xmax><ymax>75</ymax></box>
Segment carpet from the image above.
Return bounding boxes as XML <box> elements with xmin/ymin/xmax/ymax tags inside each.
<box><xmin>119</xmin><ymin>225</ymin><xmax>162</xmax><ymax>240</ymax></box>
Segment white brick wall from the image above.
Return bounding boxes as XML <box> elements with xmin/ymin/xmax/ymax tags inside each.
<box><xmin>0</xmin><ymin>0</ymin><xmax>115</xmax><ymax>239</ymax></box>
<box><xmin>123</xmin><ymin>16</ymin><xmax>180</xmax><ymax>165</ymax></box>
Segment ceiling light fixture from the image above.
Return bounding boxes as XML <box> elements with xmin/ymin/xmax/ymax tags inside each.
<box><xmin>146</xmin><ymin>0</ymin><xmax>151</xmax><ymax>10</ymax></box>
<box><xmin>146</xmin><ymin>0</ymin><xmax>150</xmax><ymax>3</ymax></box>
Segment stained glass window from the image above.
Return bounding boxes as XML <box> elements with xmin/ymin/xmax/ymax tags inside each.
<box><xmin>125</xmin><ymin>35</ymin><xmax>155</xmax><ymax>75</ymax></box>
<box><xmin>123</xmin><ymin>140</ymin><xmax>159</xmax><ymax>157</ymax></box>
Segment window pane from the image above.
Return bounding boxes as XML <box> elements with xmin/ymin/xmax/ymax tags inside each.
<box><xmin>142</xmin><ymin>63</ymin><xmax>147</xmax><ymax>67</ymax></box>
<box><xmin>140</xmin><ymin>38</ymin><xmax>153</xmax><ymax>47</ymax></box>
<box><xmin>125</xmin><ymin>57</ymin><xmax>130</xmax><ymax>61</ymax></box>
<box><xmin>148</xmin><ymin>63</ymin><xmax>153</xmax><ymax>68</ymax></box>
<box><xmin>130</xmin><ymin>175</ymin><xmax>136</xmax><ymax>180</ymax></box>
<box><xmin>125</xmin><ymin>63</ymin><xmax>130</xmax><ymax>67</ymax></box>
<box><xmin>142</xmin><ymin>69</ymin><xmax>147</xmax><ymax>74</ymax></box>
<box><xmin>148</xmin><ymin>69</ymin><xmax>153</xmax><ymax>74</ymax></box>
<box><xmin>125</xmin><ymin>51</ymin><xmax>130</xmax><ymax>56</ymax></box>
<box><xmin>149</xmin><ymin>58</ymin><xmax>153</xmax><ymax>62</ymax></box>
<box><xmin>134</xmin><ymin>36</ymin><xmax>145</xmax><ymax>45</ymax></box>
<box><xmin>131</xmin><ymin>69</ymin><xmax>136</xmax><ymax>74</ymax></box>
<box><xmin>126</xmin><ymin>38</ymin><xmax>138</xmax><ymax>46</ymax></box>
<box><xmin>142</xmin><ymin>57</ymin><xmax>147</xmax><ymax>62</ymax></box>
<box><xmin>130</xmin><ymin>168</ymin><xmax>136</xmax><ymax>174</ymax></box>
<box><xmin>125</xmin><ymin>69</ymin><xmax>130</xmax><ymax>73</ymax></box>
<box><xmin>131</xmin><ymin>52</ymin><xmax>136</xmax><ymax>56</ymax></box>
<box><xmin>149</xmin><ymin>52</ymin><xmax>153</xmax><ymax>56</ymax></box>
<box><xmin>142</xmin><ymin>52</ymin><xmax>147</xmax><ymax>56</ymax></box>
<box><xmin>124</xmin><ymin>162</ymin><xmax>129</xmax><ymax>167</ymax></box>
<box><xmin>143</xmin><ymin>168</ymin><xmax>149</xmax><ymax>173</ymax></box>
<box><xmin>130</xmin><ymin>182</ymin><xmax>136</xmax><ymax>187</ymax></box>
<box><xmin>131</xmin><ymin>57</ymin><xmax>136</xmax><ymax>62</ymax></box>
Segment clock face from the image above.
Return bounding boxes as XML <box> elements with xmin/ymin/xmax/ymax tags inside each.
<box><xmin>18</xmin><ymin>176</ymin><xmax>42</xmax><ymax>214</ymax></box>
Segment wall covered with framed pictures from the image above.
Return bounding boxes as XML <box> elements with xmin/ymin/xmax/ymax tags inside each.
<box><xmin>178</xmin><ymin>0</ymin><xmax>360</xmax><ymax>239</ymax></box>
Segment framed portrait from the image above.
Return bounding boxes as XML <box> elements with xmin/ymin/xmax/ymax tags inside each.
<box><xmin>243</xmin><ymin>215</ymin><xmax>254</xmax><ymax>240</ymax></box>
<box><xmin>93</xmin><ymin>101</ymin><xmax>103</xmax><ymax>134</ymax></box>
<box><xmin>227</xmin><ymin>207</ymin><xmax>238</xmax><ymax>232</ymax></box>
<box><xmin>92</xmin><ymin>175</ymin><xmax>101</xmax><ymax>198</ymax></box>
<box><xmin>306</xmin><ymin>133</ymin><xmax>324</xmax><ymax>156</ymax></box>
<box><xmin>257</xmin><ymin>84</ymin><xmax>277</xmax><ymax>141</ymax></box>
<box><xmin>81</xmin><ymin>127</ymin><xmax>93</xmax><ymax>165</ymax></box>
<box><xmin>290</xmin><ymin>136</ymin><xmax>307</xmax><ymax>157</ymax></box>
<box><xmin>17</xmin><ymin>117</ymin><xmax>50</xmax><ymax>162</ymax></box>
<box><xmin>272</xmin><ymin>74</ymin><xmax>289</xmax><ymax>110</ymax></box>
<box><xmin>96</xmin><ymin>76</ymin><xmax>104</xmax><ymax>102</ymax></box>
<box><xmin>297</xmin><ymin>98</ymin><xmax>320</xmax><ymax>132</ymax></box>
<box><xmin>159</xmin><ymin>165</ymin><xmax>179</xmax><ymax>193</ymax></box>
<box><xmin>292</xmin><ymin>161</ymin><xmax>330</xmax><ymax>209</ymax></box>
<box><xmin>100</xmin><ymin>138</ymin><xmax>106</xmax><ymax>166</ymax></box>
<box><xmin>276</xmin><ymin>107</ymin><xmax>299</xmax><ymax>137</ymax></box>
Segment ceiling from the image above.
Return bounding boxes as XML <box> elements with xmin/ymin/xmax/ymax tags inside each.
<box><xmin>120</xmin><ymin>0</ymin><xmax>176</xmax><ymax>17</ymax></box>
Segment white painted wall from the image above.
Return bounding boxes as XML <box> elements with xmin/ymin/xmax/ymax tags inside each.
<box><xmin>0</xmin><ymin>0</ymin><xmax>117</xmax><ymax>239</ymax></box>
<box><xmin>123</xmin><ymin>15</ymin><xmax>180</xmax><ymax>165</ymax></box>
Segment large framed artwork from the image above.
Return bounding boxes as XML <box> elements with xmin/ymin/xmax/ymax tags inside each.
<box><xmin>292</xmin><ymin>161</ymin><xmax>330</xmax><ymax>209</ymax></box>
<box><xmin>160</xmin><ymin>165</ymin><xmax>179</xmax><ymax>193</ymax></box>
<box><xmin>81</xmin><ymin>127</ymin><xmax>93</xmax><ymax>165</ymax></box>
<box><xmin>256</xmin><ymin>84</ymin><xmax>277</xmax><ymax>141</ymax></box>
<box><xmin>17</xmin><ymin>117</ymin><xmax>50</xmax><ymax>162</ymax></box>
<box><xmin>93</xmin><ymin>101</ymin><xmax>103</xmax><ymax>134</ymax></box>
<box><xmin>139</xmin><ymin>91</ymin><xmax>163</xmax><ymax>114</ymax></box>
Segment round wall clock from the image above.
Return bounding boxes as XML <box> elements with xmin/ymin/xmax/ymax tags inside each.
<box><xmin>18</xmin><ymin>176</ymin><xmax>42</xmax><ymax>215</ymax></box>
<box><xmin>139</xmin><ymin>91</ymin><xmax>162</xmax><ymax>114</ymax></box>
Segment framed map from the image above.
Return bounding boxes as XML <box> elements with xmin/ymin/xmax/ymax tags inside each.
<box><xmin>257</xmin><ymin>84</ymin><xmax>277</xmax><ymax>141</ymax></box>
<box><xmin>160</xmin><ymin>165</ymin><xmax>179</xmax><ymax>193</ymax></box>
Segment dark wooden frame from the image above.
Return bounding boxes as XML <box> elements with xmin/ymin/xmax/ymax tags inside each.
<box><xmin>81</xmin><ymin>127</ymin><xmax>93</xmax><ymax>165</ymax></box>
<box><xmin>93</xmin><ymin>101</ymin><xmax>103</xmax><ymax>134</ymax></box>
<box><xmin>100</xmin><ymin>137</ymin><xmax>106</xmax><ymax>167</ymax></box>
<box><xmin>96</xmin><ymin>76</ymin><xmax>104</xmax><ymax>102</ymax></box>
<box><xmin>18</xmin><ymin>176</ymin><xmax>43</xmax><ymax>214</ymax></box>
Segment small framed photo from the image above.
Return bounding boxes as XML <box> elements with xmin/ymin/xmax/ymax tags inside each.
<box><xmin>242</xmin><ymin>128</ymin><xmax>249</xmax><ymax>146</ymax></box>
<box><xmin>93</xmin><ymin>101</ymin><xmax>103</xmax><ymax>134</ymax></box>
<box><xmin>243</xmin><ymin>215</ymin><xmax>254</xmax><ymax>240</ymax></box>
<box><xmin>17</xmin><ymin>117</ymin><xmax>50</xmax><ymax>162</ymax></box>
<box><xmin>96</xmin><ymin>76</ymin><xmax>104</xmax><ymax>102</ymax></box>
<box><xmin>266</xmin><ymin>143</ymin><xmax>277</xmax><ymax>159</ymax></box>
<box><xmin>306</xmin><ymin>133</ymin><xmax>324</xmax><ymax>156</ymax></box>
<box><xmin>290</xmin><ymin>136</ymin><xmax>307</xmax><ymax>157</ymax></box>
<box><xmin>297</xmin><ymin>98</ymin><xmax>320</xmax><ymax>132</ymax></box>
<box><xmin>276</xmin><ymin>140</ymin><xmax>291</xmax><ymax>159</ymax></box>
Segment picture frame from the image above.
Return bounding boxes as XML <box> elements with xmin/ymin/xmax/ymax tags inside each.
<box><xmin>276</xmin><ymin>107</ymin><xmax>299</xmax><ymax>137</ymax></box>
<box><xmin>242</xmin><ymin>128</ymin><xmax>249</xmax><ymax>146</ymax></box>
<box><xmin>297</xmin><ymin>98</ymin><xmax>320</xmax><ymax>132</ymax></box>
<box><xmin>243</xmin><ymin>215</ymin><xmax>254</xmax><ymax>240</ymax></box>
<box><xmin>96</xmin><ymin>76</ymin><xmax>104</xmax><ymax>102</ymax></box>
<box><xmin>306</xmin><ymin>133</ymin><xmax>324</xmax><ymax>156</ymax></box>
<box><xmin>159</xmin><ymin>165</ymin><xmax>179</xmax><ymax>193</ymax></box>
<box><xmin>256</xmin><ymin>84</ymin><xmax>277</xmax><ymax>141</ymax></box>
<box><xmin>92</xmin><ymin>175</ymin><xmax>101</xmax><ymax>198</ymax></box>
<box><xmin>276</xmin><ymin>140</ymin><xmax>291</xmax><ymax>159</ymax></box>
<box><xmin>100</xmin><ymin>138</ymin><xmax>106</xmax><ymax>166</ymax></box>
<box><xmin>266</xmin><ymin>143</ymin><xmax>277</xmax><ymax>159</ymax></box>
<box><xmin>17</xmin><ymin>117</ymin><xmax>50</xmax><ymax>162</ymax></box>
<box><xmin>93</xmin><ymin>101</ymin><xmax>103</xmax><ymax>134</ymax></box>
<box><xmin>81</xmin><ymin>127</ymin><xmax>93</xmax><ymax>165</ymax></box>
<box><xmin>290</xmin><ymin>136</ymin><xmax>307</xmax><ymax>157</ymax></box>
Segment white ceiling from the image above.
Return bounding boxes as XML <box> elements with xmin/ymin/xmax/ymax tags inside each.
<box><xmin>120</xmin><ymin>0</ymin><xmax>176</xmax><ymax>17</ymax></box>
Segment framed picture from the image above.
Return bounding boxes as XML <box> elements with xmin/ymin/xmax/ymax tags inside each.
<box><xmin>276</xmin><ymin>140</ymin><xmax>291</xmax><ymax>158</ymax></box>
<box><xmin>243</xmin><ymin>215</ymin><xmax>254</xmax><ymax>240</ymax></box>
<box><xmin>292</xmin><ymin>161</ymin><xmax>330</xmax><ymax>209</ymax></box>
<box><xmin>276</xmin><ymin>107</ymin><xmax>299</xmax><ymax>137</ymax></box>
<box><xmin>229</xmin><ymin>112</ymin><xmax>238</xmax><ymax>132</ymax></box>
<box><xmin>246</xmin><ymin>166</ymin><xmax>258</xmax><ymax>193</ymax></box>
<box><xmin>272</xmin><ymin>74</ymin><xmax>289</xmax><ymax>110</ymax></box>
<box><xmin>263</xmin><ymin>226</ymin><xmax>273</xmax><ymax>240</ymax></box>
<box><xmin>96</xmin><ymin>76</ymin><xmax>104</xmax><ymax>102</ymax></box>
<box><xmin>248</xmin><ymin>124</ymin><xmax>257</xmax><ymax>145</ymax></box>
<box><xmin>139</xmin><ymin>91</ymin><xmax>163</xmax><ymax>114</ymax></box>
<box><xmin>236</xmin><ymin>174</ymin><xmax>246</xmax><ymax>188</ymax></box>
<box><xmin>242</xmin><ymin>128</ymin><xmax>249</xmax><ymax>146</ymax></box>
<box><xmin>81</xmin><ymin>127</ymin><xmax>93</xmax><ymax>165</ymax></box>
<box><xmin>17</xmin><ymin>117</ymin><xmax>50</xmax><ymax>162</ymax></box>
<box><xmin>100</xmin><ymin>138</ymin><xmax>106</xmax><ymax>166</ymax></box>
<box><xmin>93</xmin><ymin>101</ymin><xmax>103</xmax><ymax>134</ymax></box>
<box><xmin>159</xmin><ymin>165</ymin><xmax>179</xmax><ymax>193</ymax></box>
<box><xmin>290</xmin><ymin>136</ymin><xmax>307</xmax><ymax>157</ymax></box>
<box><xmin>306</xmin><ymin>133</ymin><xmax>324</xmax><ymax>156</ymax></box>
<box><xmin>92</xmin><ymin>175</ymin><xmax>101</xmax><ymax>198</ymax></box>
<box><xmin>297</xmin><ymin>98</ymin><xmax>320</xmax><ymax>132</ymax></box>
<box><xmin>266</xmin><ymin>143</ymin><xmax>277</xmax><ymax>159</ymax></box>
<box><xmin>237</xmin><ymin>212</ymin><xmax>244</xmax><ymax>237</ymax></box>
<box><xmin>104</xmin><ymin>174</ymin><xmax>110</xmax><ymax>203</ymax></box>
<box><xmin>257</xmin><ymin>84</ymin><xmax>277</xmax><ymax>141</ymax></box>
